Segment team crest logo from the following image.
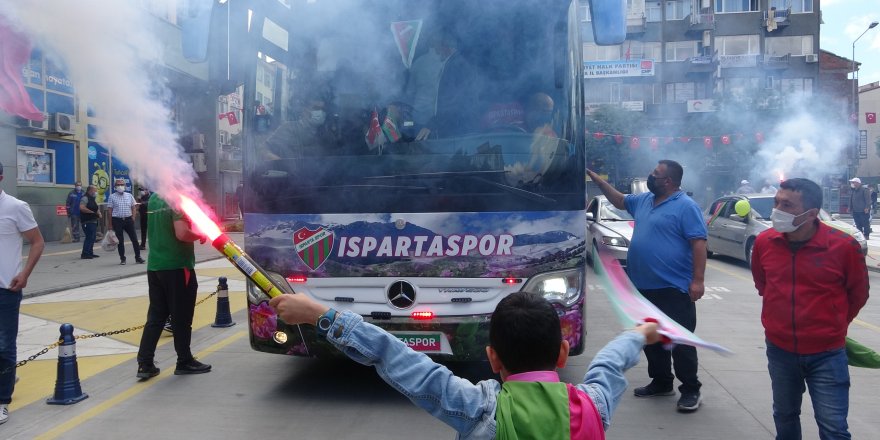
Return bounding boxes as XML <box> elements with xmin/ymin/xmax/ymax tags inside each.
<box><xmin>293</xmin><ymin>226</ymin><xmax>335</xmax><ymax>270</ymax></box>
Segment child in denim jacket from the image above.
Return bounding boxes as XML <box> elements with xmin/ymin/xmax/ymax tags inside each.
<box><xmin>270</xmin><ymin>291</ymin><xmax>659</xmax><ymax>439</ymax></box>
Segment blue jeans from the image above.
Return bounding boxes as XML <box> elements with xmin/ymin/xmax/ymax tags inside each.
<box><xmin>0</xmin><ymin>288</ymin><xmax>22</xmax><ymax>404</ymax></box>
<box><xmin>81</xmin><ymin>221</ymin><xmax>97</xmax><ymax>257</ymax></box>
<box><xmin>767</xmin><ymin>341</ymin><xmax>851</xmax><ymax>440</ymax></box>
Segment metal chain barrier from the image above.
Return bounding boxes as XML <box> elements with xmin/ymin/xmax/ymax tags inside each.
<box><xmin>1</xmin><ymin>287</ymin><xmax>220</xmax><ymax>376</ymax></box>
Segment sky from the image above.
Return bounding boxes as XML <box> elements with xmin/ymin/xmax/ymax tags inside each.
<box><xmin>820</xmin><ymin>0</ymin><xmax>880</xmax><ymax>87</ymax></box>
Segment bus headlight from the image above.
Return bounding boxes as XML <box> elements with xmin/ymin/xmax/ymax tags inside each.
<box><xmin>521</xmin><ymin>268</ymin><xmax>583</xmax><ymax>307</ymax></box>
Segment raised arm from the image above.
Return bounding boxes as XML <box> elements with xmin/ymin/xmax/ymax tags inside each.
<box><xmin>586</xmin><ymin>169</ymin><xmax>625</xmax><ymax>210</ymax></box>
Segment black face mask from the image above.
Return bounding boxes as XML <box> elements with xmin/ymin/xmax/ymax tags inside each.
<box><xmin>647</xmin><ymin>174</ymin><xmax>666</xmax><ymax>195</ymax></box>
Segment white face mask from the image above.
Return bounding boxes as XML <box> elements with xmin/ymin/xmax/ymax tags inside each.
<box><xmin>116</xmin><ymin>186</ymin><xmax>125</xmax><ymax>193</ymax></box>
<box><xmin>770</xmin><ymin>208</ymin><xmax>810</xmax><ymax>233</ymax></box>
<box><xmin>75</xmin><ymin>185</ymin><xmax>82</xmax><ymax>191</ymax></box>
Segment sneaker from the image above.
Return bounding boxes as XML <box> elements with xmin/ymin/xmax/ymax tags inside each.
<box><xmin>140</xmin><ymin>244</ymin><xmax>146</xmax><ymax>250</ymax></box>
<box><xmin>633</xmin><ymin>382</ymin><xmax>676</xmax><ymax>398</ymax></box>
<box><xmin>0</xmin><ymin>404</ymin><xmax>7</xmax><ymax>425</ymax></box>
<box><xmin>136</xmin><ymin>363</ymin><xmax>160</xmax><ymax>379</ymax></box>
<box><xmin>81</xmin><ymin>255</ymin><xmax>94</xmax><ymax>259</ymax></box>
<box><xmin>92</xmin><ymin>254</ymin><xmax>100</xmax><ymax>258</ymax></box>
<box><xmin>174</xmin><ymin>359</ymin><xmax>211</xmax><ymax>375</ymax></box>
<box><xmin>120</xmin><ymin>259</ymin><xmax>126</xmax><ymax>265</ymax></box>
<box><xmin>135</xmin><ymin>257</ymin><xmax>145</xmax><ymax>264</ymax></box>
<box><xmin>677</xmin><ymin>391</ymin><xmax>702</xmax><ymax>412</ymax></box>
<box><xmin>163</xmin><ymin>318</ymin><xmax>173</xmax><ymax>333</ymax></box>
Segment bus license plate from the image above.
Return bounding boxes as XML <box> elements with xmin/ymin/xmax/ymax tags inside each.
<box><xmin>395</xmin><ymin>333</ymin><xmax>442</xmax><ymax>352</ymax></box>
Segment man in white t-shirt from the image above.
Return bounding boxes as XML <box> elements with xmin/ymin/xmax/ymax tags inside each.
<box><xmin>0</xmin><ymin>161</ymin><xmax>45</xmax><ymax>425</ymax></box>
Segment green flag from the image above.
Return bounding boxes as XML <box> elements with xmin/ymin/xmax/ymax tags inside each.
<box><xmin>846</xmin><ymin>337</ymin><xmax>880</xmax><ymax>369</ymax></box>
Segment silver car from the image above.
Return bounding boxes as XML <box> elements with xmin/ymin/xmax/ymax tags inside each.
<box><xmin>704</xmin><ymin>194</ymin><xmax>867</xmax><ymax>265</ymax></box>
<box><xmin>586</xmin><ymin>195</ymin><xmax>634</xmax><ymax>268</ymax></box>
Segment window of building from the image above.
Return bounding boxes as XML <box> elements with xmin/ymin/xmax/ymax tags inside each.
<box><xmin>646</xmin><ymin>1</ymin><xmax>662</xmax><ymax>22</ymax></box>
<box><xmin>666</xmin><ymin>0</ymin><xmax>693</xmax><ymax>20</ymax></box>
<box><xmin>666</xmin><ymin>41</ymin><xmax>698</xmax><ymax>61</ymax></box>
<box><xmin>765</xmin><ymin>35</ymin><xmax>814</xmax><ymax>57</ymax></box>
<box><xmin>716</xmin><ymin>35</ymin><xmax>760</xmax><ymax>55</ymax></box>
<box><xmin>770</xmin><ymin>0</ymin><xmax>813</xmax><ymax>13</ymax></box>
<box><xmin>720</xmin><ymin>77</ymin><xmax>760</xmax><ymax>96</ymax></box>
<box><xmin>780</xmin><ymin>78</ymin><xmax>814</xmax><ymax>95</ymax></box>
<box><xmin>666</xmin><ymin>82</ymin><xmax>701</xmax><ymax>103</ymax></box>
<box><xmin>620</xmin><ymin>83</ymin><xmax>659</xmax><ymax>104</ymax></box>
<box><xmin>583</xmin><ymin>43</ymin><xmax>623</xmax><ymax>61</ymax></box>
<box><xmin>624</xmin><ymin>41</ymin><xmax>662</xmax><ymax>60</ymax></box>
<box><xmin>716</xmin><ymin>0</ymin><xmax>759</xmax><ymax>13</ymax></box>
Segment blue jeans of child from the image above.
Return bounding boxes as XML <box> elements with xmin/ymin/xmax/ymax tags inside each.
<box><xmin>0</xmin><ymin>288</ymin><xmax>22</xmax><ymax>404</ymax></box>
<box><xmin>766</xmin><ymin>341</ymin><xmax>851</xmax><ymax>440</ymax></box>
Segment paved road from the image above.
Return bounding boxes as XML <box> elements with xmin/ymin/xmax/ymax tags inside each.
<box><xmin>3</xmin><ymin>253</ymin><xmax>879</xmax><ymax>439</ymax></box>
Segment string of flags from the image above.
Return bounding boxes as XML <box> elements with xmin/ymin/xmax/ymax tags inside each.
<box><xmin>586</xmin><ymin>130</ymin><xmax>766</xmax><ymax>150</ymax></box>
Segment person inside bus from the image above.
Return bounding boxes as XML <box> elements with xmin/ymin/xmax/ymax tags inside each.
<box><xmin>262</xmin><ymin>95</ymin><xmax>330</xmax><ymax>160</ymax></box>
<box><xmin>406</xmin><ymin>30</ymin><xmax>479</xmax><ymax>141</ymax></box>
<box><xmin>269</xmin><ymin>290</ymin><xmax>661</xmax><ymax>438</ymax></box>
<box><xmin>524</xmin><ymin>92</ymin><xmax>558</xmax><ymax>138</ymax></box>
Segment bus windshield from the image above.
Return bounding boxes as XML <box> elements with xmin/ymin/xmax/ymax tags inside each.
<box><xmin>244</xmin><ymin>0</ymin><xmax>584</xmax><ymax>215</ymax></box>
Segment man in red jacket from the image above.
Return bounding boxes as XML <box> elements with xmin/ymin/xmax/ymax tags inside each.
<box><xmin>751</xmin><ymin>178</ymin><xmax>869</xmax><ymax>440</ymax></box>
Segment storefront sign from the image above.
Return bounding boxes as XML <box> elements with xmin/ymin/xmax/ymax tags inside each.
<box><xmin>56</xmin><ymin>205</ymin><xmax>68</xmax><ymax>216</ymax></box>
<box><xmin>687</xmin><ymin>99</ymin><xmax>716</xmax><ymax>113</ymax></box>
<box><xmin>621</xmin><ymin>101</ymin><xmax>644</xmax><ymax>112</ymax></box>
<box><xmin>584</xmin><ymin>60</ymin><xmax>655</xmax><ymax>78</ymax></box>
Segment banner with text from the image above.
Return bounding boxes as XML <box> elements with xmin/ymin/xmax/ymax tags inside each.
<box><xmin>583</xmin><ymin>60</ymin><xmax>655</xmax><ymax>78</ymax></box>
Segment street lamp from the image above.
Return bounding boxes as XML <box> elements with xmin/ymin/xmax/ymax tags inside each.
<box><xmin>851</xmin><ymin>21</ymin><xmax>878</xmax><ymax>176</ymax></box>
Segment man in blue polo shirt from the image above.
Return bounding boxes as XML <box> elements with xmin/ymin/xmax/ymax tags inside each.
<box><xmin>587</xmin><ymin>159</ymin><xmax>707</xmax><ymax>413</ymax></box>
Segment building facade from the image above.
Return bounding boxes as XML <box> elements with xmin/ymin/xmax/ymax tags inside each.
<box><xmin>579</xmin><ymin>0</ymin><xmax>822</xmax><ymax>203</ymax></box>
<box><xmin>0</xmin><ymin>1</ymin><xmax>221</xmax><ymax>241</ymax></box>
<box><xmin>856</xmin><ymin>82</ymin><xmax>880</xmax><ymax>185</ymax></box>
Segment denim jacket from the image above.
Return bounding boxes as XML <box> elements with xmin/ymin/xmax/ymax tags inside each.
<box><xmin>325</xmin><ymin>311</ymin><xmax>645</xmax><ymax>439</ymax></box>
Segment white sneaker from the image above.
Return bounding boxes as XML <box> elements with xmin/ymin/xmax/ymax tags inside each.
<box><xmin>0</xmin><ymin>404</ymin><xmax>8</xmax><ymax>425</ymax></box>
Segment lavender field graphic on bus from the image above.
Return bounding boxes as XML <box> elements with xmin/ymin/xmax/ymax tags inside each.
<box><xmin>244</xmin><ymin>210</ymin><xmax>586</xmax><ymax>278</ymax></box>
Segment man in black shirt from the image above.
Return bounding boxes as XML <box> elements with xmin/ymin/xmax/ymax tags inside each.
<box><xmin>78</xmin><ymin>185</ymin><xmax>102</xmax><ymax>259</ymax></box>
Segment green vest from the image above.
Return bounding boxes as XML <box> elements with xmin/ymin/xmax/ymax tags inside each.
<box><xmin>146</xmin><ymin>194</ymin><xmax>195</xmax><ymax>271</ymax></box>
<box><xmin>495</xmin><ymin>381</ymin><xmax>571</xmax><ymax>440</ymax></box>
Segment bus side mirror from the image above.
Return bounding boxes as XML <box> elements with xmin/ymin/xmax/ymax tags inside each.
<box><xmin>588</xmin><ymin>0</ymin><xmax>627</xmax><ymax>45</ymax></box>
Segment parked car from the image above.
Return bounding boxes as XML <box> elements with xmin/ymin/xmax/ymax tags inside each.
<box><xmin>586</xmin><ymin>195</ymin><xmax>634</xmax><ymax>268</ymax></box>
<box><xmin>704</xmin><ymin>194</ymin><xmax>867</xmax><ymax>265</ymax></box>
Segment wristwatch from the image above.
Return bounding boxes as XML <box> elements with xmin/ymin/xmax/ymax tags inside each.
<box><xmin>315</xmin><ymin>308</ymin><xmax>338</xmax><ymax>337</ymax></box>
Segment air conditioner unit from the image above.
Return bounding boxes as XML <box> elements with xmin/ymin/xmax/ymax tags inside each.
<box><xmin>51</xmin><ymin>112</ymin><xmax>76</xmax><ymax>135</ymax></box>
<box><xmin>805</xmin><ymin>54</ymin><xmax>819</xmax><ymax>63</ymax></box>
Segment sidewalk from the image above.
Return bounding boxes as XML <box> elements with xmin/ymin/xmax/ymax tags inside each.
<box><xmin>21</xmin><ymin>232</ymin><xmax>244</xmax><ymax>298</ymax></box>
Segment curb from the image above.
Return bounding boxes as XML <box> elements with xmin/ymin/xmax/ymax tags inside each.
<box><xmin>22</xmin><ymin>256</ymin><xmax>225</xmax><ymax>300</ymax></box>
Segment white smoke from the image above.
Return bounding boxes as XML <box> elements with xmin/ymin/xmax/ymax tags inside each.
<box><xmin>754</xmin><ymin>100</ymin><xmax>848</xmax><ymax>185</ymax></box>
<box><xmin>0</xmin><ymin>0</ymin><xmax>207</xmax><ymax>211</ymax></box>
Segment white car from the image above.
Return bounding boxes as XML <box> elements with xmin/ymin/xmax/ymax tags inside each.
<box><xmin>586</xmin><ymin>195</ymin><xmax>634</xmax><ymax>268</ymax></box>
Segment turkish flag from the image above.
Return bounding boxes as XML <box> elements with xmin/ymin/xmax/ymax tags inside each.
<box><xmin>867</xmin><ymin>113</ymin><xmax>877</xmax><ymax>124</ymax></box>
<box><xmin>226</xmin><ymin>111</ymin><xmax>239</xmax><ymax>125</ymax></box>
<box><xmin>614</xmin><ymin>134</ymin><xmax>623</xmax><ymax>144</ymax></box>
<box><xmin>721</xmin><ymin>135</ymin><xmax>731</xmax><ymax>145</ymax></box>
<box><xmin>630</xmin><ymin>136</ymin><xmax>640</xmax><ymax>149</ymax></box>
<box><xmin>755</xmin><ymin>132</ymin><xmax>764</xmax><ymax>143</ymax></box>
<box><xmin>703</xmin><ymin>136</ymin><xmax>713</xmax><ymax>149</ymax></box>
<box><xmin>679</xmin><ymin>136</ymin><xmax>691</xmax><ymax>143</ymax></box>
<box><xmin>593</xmin><ymin>132</ymin><xmax>605</xmax><ymax>140</ymax></box>
<box><xmin>649</xmin><ymin>137</ymin><xmax>659</xmax><ymax>150</ymax></box>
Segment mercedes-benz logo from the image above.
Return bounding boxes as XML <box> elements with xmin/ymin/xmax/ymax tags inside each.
<box><xmin>387</xmin><ymin>280</ymin><xmax>416</xmax><ymax>309</ymax></box>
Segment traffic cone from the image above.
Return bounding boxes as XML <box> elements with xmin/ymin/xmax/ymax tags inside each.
<box><xmin>60</xmin><ymin>227</ymin><xmax>72</xmax><ymax>243</ymax></box>
<box><xmin>46</xmin><ymin>323</ymin><xmax>89</xmax><ymax>405</ymax></box>
<box><xmin>211</xmin><ymin>277</ymin><xmax>236</xmax><ymax>328</ymax></box>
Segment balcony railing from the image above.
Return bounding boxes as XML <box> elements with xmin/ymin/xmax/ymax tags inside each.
<box><xmin>762</xmin><ymin>54</ymin><xmax>791</xmax><ymax>69</ymax></box>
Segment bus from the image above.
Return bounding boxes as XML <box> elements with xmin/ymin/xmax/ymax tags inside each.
<box><xmin>231</xmin><ymin>0</ymin><xmax>625</xmax><ymax>360</ymax></box>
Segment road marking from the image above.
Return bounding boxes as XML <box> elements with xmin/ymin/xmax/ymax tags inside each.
<box><xmin>707</xmin><ymin>262</ymin><xmax>753</xmax><ymax>283</ymax></box>
<box><xmin>854</xmin><ymin>318</ymin><xmax>880</xmax><ymax>333</ymax></box>
<box><xmin>34</xmin><ymin>330</ymin><xmax>247</xmax><ymax>440</ymax></box>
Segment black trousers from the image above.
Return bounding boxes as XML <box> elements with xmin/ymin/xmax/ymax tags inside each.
<box><xmin>112</xmin><ymin>216</ymin><xmax>141</xmax><ymax>260</ymax></box>
<box><xmin>139</xmin><ymin>211</ymin><xmax>148</xmax><ymax>247</ymax></box>
<box><xmin>853</xmin><ymin>212</ymin><xmax>871</xmax><ymax>239</ymax></box>
<box><xmin>639</xmin><ymin>288</ymin><xmax>702</xmax><ymax>394</ymax></box>
<box><xmin>137</xmin><ymin>268</ymin><xmax>198</xmax><ymax>365</ymax></box>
